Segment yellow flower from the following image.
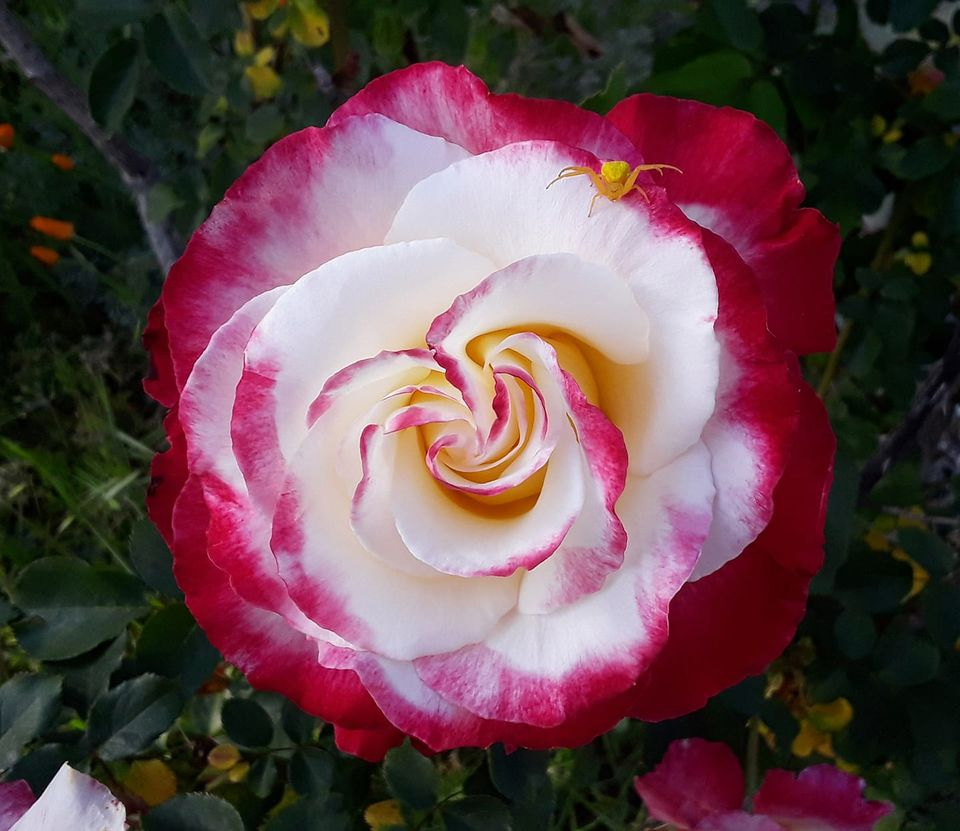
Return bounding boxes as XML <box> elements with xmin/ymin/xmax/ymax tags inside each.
<box><xmin>207</xmin><ymin>743</ymin><xmax>242</xmax><ymax>770</ymax></box>
<box><xmin>365</xmin><ymin>800</ymin><xmax>405</xmax><ymax>830</ymax></box>
<box><xmin>123</xmin><ymin>759</ymin><xmax>177</xmax><ymax>807</ymax></box>
<box><xmin>246</xmin><ymin>0</ymin><xmax>280</xmax><ymax>20</ymax></box>
<box><xmin>891</xmin><ymin>547</ymin><xmax>930</xmax><ymax>598</ymax></box>
<box><xmin>792</xmin><ymin>719</ymin><xmax>835</xmax><ymax>758</ymax></box>
<box><xmin>254</xmin><ymin>45</ymin><xmax>276</xmax><ymax>67</ymax></box>
<box><xmin>807</xmin><ymin>697</ymin><xmax>853</xmax><ymax>732</ymax></box>
<box><xmin>903</xmin><ymin>251</ymin><xmax>932</xmax><ymax>276</ymax></box>
<box><xmin>245</xmin><ymin>65</ymin><xmax>283</xmax><ymax>100</ymax></box>
<box><xmin>288</xmin><ymin>0</ymin><xmax>330</xmax><ymax>47</ymax></box>
<box><xmin>882</xmin><ymin>127</ymin><xmax>903</xmax><ymax>144</ymax></box>
<box><xmin>29</xmin><ymin>245</ymin><xmax>60</xmax><ymax>266</ymax></box>
<box><xmin>228</xmin><ymin>762</ymin><xmax>251</xmax><ymax>783</ymax></box>
<box><xmin>234</xmin><ymin>30</ymin><xmax>255</xmax><ymax>56</ymax></box>
<box><xmin>29</xmin><ymin>216</ymin><xmax>75</xmax><ymax>240</ymax></box>
<box><xmin>911</xmin><ymin>231</ymin><xmax>929</xmax><ymax>248</ymax></box>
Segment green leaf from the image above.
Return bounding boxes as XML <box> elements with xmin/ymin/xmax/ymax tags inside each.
<box><xmin>922</xmin><ymin>584</ymin><xmax>960</xmax><ymax>649</ymax></box>
<box><xmin>489</xmin><ymin>745</ymin><xmax>554</xmax><ymax>828</ymax></box>
<box><xmin>383</xmin><ymin>740</ymin><xmax>439</xmax><ymax>810</ymax></box>
<box><xmin>889</xmin><ymin>0</ymin><xmax>940</xmax><ymax>31</ymax></box>
<box><xmin>143</xmin><ymin>7</ymin><xmax>211</xmax><ymax>96</ymax></box>
<box><xmin>221</xmin><ymin>697</ymin><xmax>274</xmax><ymax>748</ymax></box>
<box><xmin>0</xmin><ymin>674</ymin><xmax>62</xmax><ymax>770</ymax></box>
<box><xmin>835</xmin><ymin>607</ymin><xmax>877</xmax><ymax>659</ymax></box>
<box><xmin>136</xmin><ymin>604</ymin><xmax>220</xmax><ymax>692</ymax></box>
<box><xmin>875</xmin><ymin>629</ymin><xmax>940</xmax><ymax>687</ymax></box>
<box><xmin>88</xmin><ymin>674</ymin><xmax>184</xmax><ymax>760</ymax></box>
<box><xmin>75</xmin><ymin>0</ymin><xmax>159</xmax><ymax>26</ymax></box>
<box><xmin>707</xmin><ymin>0</ymin><xmax>765</xmax><ymax>56</ymax></box>
<box><xmin>897</xmin><ymin>528</ymin><xmax>956</xmax><ymax>578</ymax></box>
<box><xmin>581</xmin><ymin>63</ymin><xmax>628</xmax><ymax>115</ymax></box>
<box><xmin>922</xmin><ymin>79</ymin><xmax>960</xmax><ymax>121</ymax></box>
<box><xmin>245</xmin><ymin>105</ymin><xmax>284</xmax><ymax>145</ymax></box>
<box><xmin>290</xmin><ymin>747</ymin><xmax>333</xmax><ymax>796</ymax></box>
<box><xmin>263</xmin><ymin>797</ymin><xmax>349</xmax><ymax>831</ymax></box>
<box><xmin>281</xmin><ymin>699</ymin><xmax>317</xmax><ymax>745</ymax></box>
<box><xmin>146</xmin><ymin>184</ymin><xmax>185</xmax><ymax>224</ymax></box>
<box><xmin>129</xmin><ymin>519</ymin><xmax>182</xmax><ymax>598</ymax></box>
<box><xmin>645</xmin><ymin>51</ymin><xmax>754</xmax><ymax>106</ymax></box>
<box><xmin>48</xmin><ymin>634</ymin><xmax>127</xmax><ymax>712</ymax></box>
<box><xmin>143</xmin><ymin>793</ymin><xmax>244</xmax><ymax>831</ymax></box>
<box><xmin>88</xmin><ymin>39</ymin><xmax>141</xmax><ymax>133</ymax></box>
<box><xmin>442</xmin><ymin>796</ymin><xmax>513</xmax><ymax>831</ymax></box>
<box><xmin>12</xmin><ymin>557</ymin><xmax>148</xmax><ymax>661</ymax></box>
<box><xmin>745</xmin><ymin>79</ymin><xmax>787</xmax><ymax>137</ymax></box>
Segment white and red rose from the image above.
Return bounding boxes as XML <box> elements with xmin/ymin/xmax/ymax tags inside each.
<box><xmin>0</xmin><ymin>764</ymin><xmax>126</xmax><ymax>831</ymax></box>
<box><xmin>634</xmin><ymin>738</ymin><xmax>893</xmax><ymax>831</ymax></box>
<box><xmin>145</xmin><ymin>63</ymin><xmax>838</xmax><ymax>759</ymax></box>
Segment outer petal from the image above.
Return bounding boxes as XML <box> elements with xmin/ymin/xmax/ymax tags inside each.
<box><xmin>628</xmin><ymin>374</ymin><xmax>835</xmax><ymax>720</ymax></box>
<box><xmin>171</xmin><ymin>475</ymin><xmax>387</xmax><ymax>731</ymax></box>
<box><xmin>8</xmin><ymin>765</ymin><xmax>124</xmax><ymax>831</ymax></box>
<box><xmin>691</xmin><ymin>231</ymin><xmax>800</xmax><ymax>581</ymax></box>
<box><xmin>606</xmin><ymin>94</ymin><xmax>839</xmax><ymax>354</ymax></box>
<box><xmin>634</xmin><ymin>738</ymin><xmax>745</xmax><ymax>829</ymax></box>
<box><xmin>158</xmin><ymin>114</ymin><xmax>469</xmax><ymax>392</ymax></box>
<box><xmin>0</xmin><ymin>781</ymin><xmax>34</xmax><ymax>831</ymax></box>
<box><xmin>333</xmin><ymin>725</ymin><xmax>406</xmax><ymax>763</ymax></box>
<box><xmin>753</xmin><ymin>766</ymin><xmax>894</xmax><ymax>831</ymax></box>
<box><xmin>328</xmin><ymin>62</ymin><xmax>639</xmax><ymax>161</ymax></box>
<box><xmin>697</xmin><ymin>814</ymin><xmax>784</xmax><ymax>831</ymax></box>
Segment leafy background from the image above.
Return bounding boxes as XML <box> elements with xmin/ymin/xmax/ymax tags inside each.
<box><xmin>1</xmin><ymin>0</ymin><xmax>959</xmax><ymax>828</ymax></box>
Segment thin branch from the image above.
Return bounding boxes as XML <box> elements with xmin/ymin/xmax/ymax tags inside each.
<box><xmin>0</xmin><ymin>1</ymin><xmax>181</xmax><ymax>271</ymax></box>
<box><xmin>859</xmin><ymin>322</ymin><xmax>960</xmax><ymax>504</ymax></box>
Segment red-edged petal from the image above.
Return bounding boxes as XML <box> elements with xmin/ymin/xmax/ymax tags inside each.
<box><xmin>753</xmin><ymin>766</ymin><xmax>894</xmax><ymax>831</ymax></box>
<box><xmin>691</xmin><ymin>231</ymin><xmax>800</xmax><ymax>581</ymax></box>
<box><xmin>606</xmin><ymin>94</ymin><xmax>839</xmax><ymax>354</ymax></box>
<box><xmin>147</xmin><ymin>407</ymin><xmax>188</xmax><ymax>546</ymax></box>
<box><xmin>413</xmin><ymin>443</ymin><xmax>713</xmax><ymax>728</ymax></box>
<box><xmin>696</xmin><ymin>814</ymin><xmax>784</xmax><ymax>831</ymax></box>
<box><xmin>143</xmin><ymin>298</ymin><xmax>177</xmax><ymax>407</ymax></box>
<box><xmin>628</xmin><ymin>372</ymin><xmax>835</xmax><ymax>720</ymax></box>
<box><xmin>0</xmin><ymin>780</ymin><xmax>34</xmax><ymax>831</ymax></box>
<box><xmin>170</xmin><ymin>475</ymin><xmax>387</xmax><ymax>731</ymax></box>
<box><xmin>328</xmin><ymin>62</ymin><xmax>638</xmax><ymax>161</ymax></box>
<box><xmin>159</xmin><ymin>115</ymin><xmax>469</xmax><ymax>394</ymax></box>
<box><xmin>634</xmin><ymin>738</ymin><xmax>745</xmax><ymax>829</ymax></box>
<box><xmin>333</xmin><ymin>725</ymin><xmax>406</xmax><ymax>763</ymax></box>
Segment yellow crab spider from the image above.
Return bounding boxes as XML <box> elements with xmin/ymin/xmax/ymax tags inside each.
<box><xmin>546</xmin><ymin>160</ymin><xmax>682</xmax><ymax>216</ymax></box>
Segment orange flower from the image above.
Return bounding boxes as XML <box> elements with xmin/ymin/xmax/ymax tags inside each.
<box><xmin>0</xmin><ymin>123</ymin><xmax>14</xmax><ymax>149</ymax></box>
<box><xmin>29</xmin><ymin>216</ymin><xmax>75</xmax><ymax>240</ymax></box>
<box><xmin>30</xmin><ymin>246</ymin><xmax>60</xmax><ymax>266</ymax></box>
<box><xmin>51</xmin><ymin>153</ymin><xmax>76</xmax><ymax>171</ymax></box>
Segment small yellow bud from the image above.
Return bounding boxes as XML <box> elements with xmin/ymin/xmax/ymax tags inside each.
<box><xmin>246</xmin><ymin>0</ymin><xmax>279</xmax><ymax>20</ymax></box>
<box><xmin>245</xmin><ymin>65</ymin><xmax>283</xmax><ymax>100</ymax></box>
<box><xmin>123</xmin><ymin>759</ymin><xmax>177</xmax><ymax>807</ymax></box>
<box><xmin>903</xmin><ymin>251</ymin><xmax>932</xmax><ymax>276</ymax></box>
<box><xmin>234</xmin><ymin>30</ymin><xmax>255</xmax><ymax>56</ymax></box>
<box><xmin>365</xmin><ymin>800</ymin><xmax>405</xmax><ymax>830</ymax></box>
<box><xmin>289</xmin><ymin>0</ymin><xmax>330</xmax><ymax>47</ymax></box>
<box><xmin>254</xmin><ymin>45</ymin><xmax>276</xmax><ymax>67</ymax></box>
<box><xmin>911</xmin><ymin>231</ymin><xmax>929</xmax><ymax>248</ymax></box>
<box><xmin>870</xmin><ymin>115</ymin><xmax>887</xmax><ymax>137</ymax></box>
<box><xmin>228</xmin><ymin>762</ymin><xmax>251</xmax><ymax>783</ymax></box>
<box><xmin>807</xmin><ymin>697</ymin><xmax>853</xmax><ymax>732</ymax></box>
<box><xmin>882</xmin><ymin>127</ymin><xmax>903</xmax><ymax>144</ymax></box>
<box><xmin>208</xmin><ymin>743</ymin><xmax>242</xmax><ymax>770</ymax></box>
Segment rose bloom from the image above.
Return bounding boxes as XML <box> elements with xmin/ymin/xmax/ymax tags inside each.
<box><xmin>635</xmin><ymin>738</ymin><xmax>893</xmax><ymax>831</ymax></box>
<box><xmin>145</xmin><ymin>63</ymin><xmax>838</xmax><ymax>759</ymax></box>
<box><xmin>0</xmin><ymin>764</ymin><xmax>126</xmax><ymax>831</ymax></box>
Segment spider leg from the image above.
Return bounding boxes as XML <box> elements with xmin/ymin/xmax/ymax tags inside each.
<box><xmin>635</xmin><ymin>163</ymin><xmax>683</xmax><ymax>176</ymax></box>
<box><xmin>588</xmin><ymin>190</ymin><xmax>603</xmax><ymax>217</ymax></box>
<box><xmin>546</xmin><ymin>166</ymin><xmax>593</xmax><ymax>190</ymax></box>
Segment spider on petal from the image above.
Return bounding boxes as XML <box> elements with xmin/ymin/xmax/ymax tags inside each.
<box><xmin>547</xmin><ymin>160</ymin><xmax>682</xmax><ymax>216</ymax></box>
